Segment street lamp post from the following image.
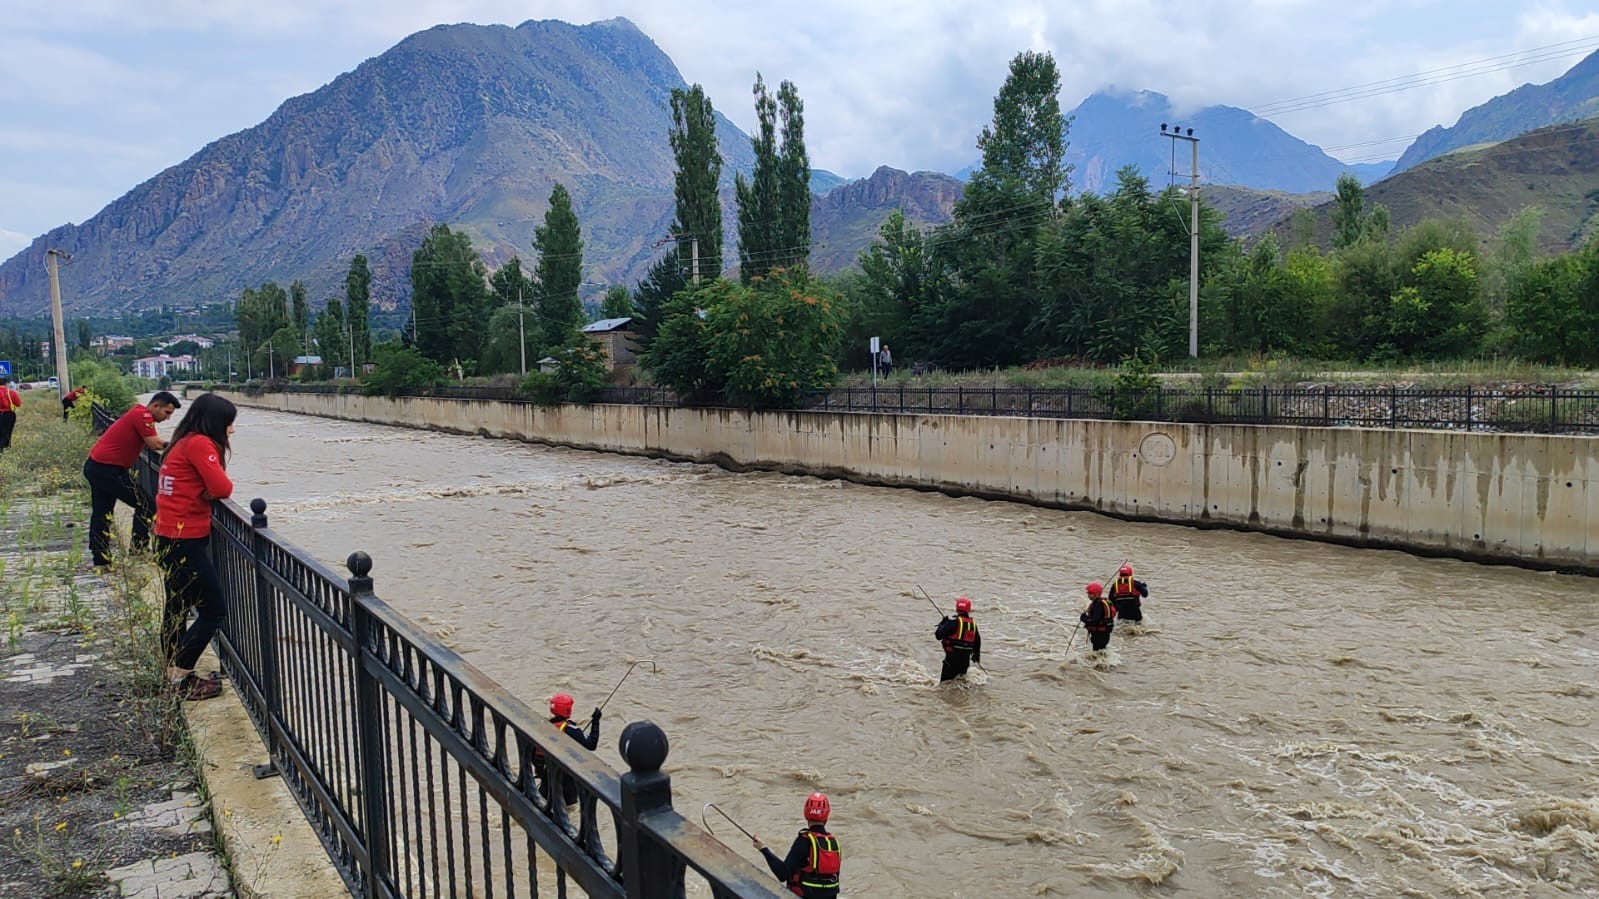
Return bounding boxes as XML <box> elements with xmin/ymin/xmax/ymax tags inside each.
<box><xmin>1159</xmin><ymin>124</ymin><xmax>1200</xmax><ymax>359</ymax></box>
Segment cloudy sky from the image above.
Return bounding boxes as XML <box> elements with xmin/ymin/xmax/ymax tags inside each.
<box><xmin>2</xmin><ymin>1</ymin><xmax>1596</xmax><ymax>260</ymax></box>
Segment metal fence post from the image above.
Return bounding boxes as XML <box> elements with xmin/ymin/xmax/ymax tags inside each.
<box><xmin>1465</xmin><ymin>385</ymin><xmax>1473</xmax><ymax>431</ymax></box>
<box><xmin>1322</xmin><ymin>389</ymin><xmax>1330</xmax><ymax>426</ymax></box>
<box><xmin>347</xmin><ymin>551</ymin><xmax>392</xmax><ymax>898</ymax></box>
<box><xmin>1390</xmin><ymin>385</ymin><xmax>1398</xmax><ymax>429</ymax></box>
<box><xmin>250</xmin><ymin>499</ymin><xmax>281</xmax><ymax>780</ymax></box>
<box><xmin>617</xmin><ymin>721</ymin><xmax>685</xmax><ymax>899</ymax></box>
<box><xmin>957</xmin><ymin>386</ymin><xmax>963</xmax><ymax>415</ymax></box>
<box><xmin>1551</xmin><ymin>386</ymin><xmax>1559</xmax><ymax>433</ymax></box>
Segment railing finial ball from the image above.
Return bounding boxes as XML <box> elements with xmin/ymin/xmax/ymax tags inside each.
<box><xmin>619</xmin><ymin>720</ymin><xmax>669</xmax><ymax>773</ymax></box>
<box><xmin>250</xmin><ymin>497</ymin><xmax>267</xmax><ymax>514</ymax></box>
<box><xmin>347</xmin><ymin>552</ymin><xmax>373</xmax><ymax>578</ymax></box>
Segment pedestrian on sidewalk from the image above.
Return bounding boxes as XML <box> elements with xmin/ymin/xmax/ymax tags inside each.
<box><xmin>154</xmin><ymin>394</ymin><xmax>237</xmax><ymax>701</ymax></box>
<box><xmin>83</xmin><ymin>391</ymin><xmax>180</xmax><ymax>567</ymax></box>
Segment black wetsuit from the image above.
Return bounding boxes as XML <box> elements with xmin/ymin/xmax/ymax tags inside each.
<box><xmin>536</xmin><ymin>713</ymin><xmax>600</xmax><ymax>805</ymax></box>
<box><xmin>1109</xmin><ymin>576</ymin><xmax>1148</xmax><ymax>622</ymax></box>
<box><xmin>1081</xmin><ymin>596</ymin><xmax>1116</xmax><ymax>651</ymax></box>
<box><xmin>934</xmin><ymin>614</ymin><xmax>981</xmax><ymax>681</ymax></box>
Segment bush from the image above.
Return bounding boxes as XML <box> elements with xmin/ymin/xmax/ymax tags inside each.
<box><xmin>362</xmin><ymin>343</ymin><xmax>445</xmax><ymax>397</ymax></box>
<box><xmin>518</xmin><ymin>338</ymin><xmax>609</xmax><ymax>405</ymax></box>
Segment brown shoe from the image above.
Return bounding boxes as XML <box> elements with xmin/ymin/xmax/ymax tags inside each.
<box><xmin>173</xmin><ymin>674</ymin><xmax>222</xmax><ymax>701</ymax></box>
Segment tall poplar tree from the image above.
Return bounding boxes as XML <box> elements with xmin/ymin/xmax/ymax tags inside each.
<box><xmin>534</xmin><ymin>183</ymin><xmax>585</xmax><ymax>345</ymax></box>
<box><xmin>735</xmin><ymin>74</ymin><xmax>781</xmax><ymax>282</ymax></box>
<box><xmin>669</xmin><ymin>85</ymin><xmax>724</xmax><ymax>284</ymax></box>
<box><xmin>776</xmin><ymin>80</ymin><xmax>810</xmax><ymax>270</ymax></box>
<box><xmin>315</xmin><ymin>298</ymin><xmax>345</xmax><ymax>376</ymax></box>
<box><xmin>290</xmin><ymin>279</ymin><xmax>309</xmax><ymax>354</ymax></box>
<box><xmin>410</xmin><ymin>225</ymin><xmax>490</xmax><ymax>366</ymax></box>
<box><xmin>345</xmin><ymin>254</ymin><xmax>372</xmax><ymax>362</ymax></box>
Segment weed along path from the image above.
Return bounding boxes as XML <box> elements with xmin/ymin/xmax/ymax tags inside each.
<box><xmin>227</xmin><ymin>404</ymin><xmax>1599</xmax><ymax>897</ymax></box>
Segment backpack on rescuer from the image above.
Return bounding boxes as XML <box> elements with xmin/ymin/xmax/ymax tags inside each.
<box><xmin>791</xmin><ymin>793</ymin><xmax>840</xmax><ymax>896</ymax></box>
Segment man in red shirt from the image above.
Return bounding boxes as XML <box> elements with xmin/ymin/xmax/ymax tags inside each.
<box><xmin>83</xmin><ymin>391</ymin><xmax>181</xmax><ymax>567</ymax></box>
<box><xmin>61</xmin><ymin>385</ymin><xmax>87</xmax><ymax>421</ymax></box>
<box><xmin>0</xmin><ymin>376</ymin><xmax>20</xmax><ymax>452</ymax></box>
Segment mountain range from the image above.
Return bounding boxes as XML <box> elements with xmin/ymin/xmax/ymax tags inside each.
<box><xmin>2</xmin><ymin>20</ymin><xmax>1597</xmax><ymax>318</ymax></box>
<box><xmin>1393</xmin><ymin>48</ymin><xmax>1599</xmax><ymax>173</ymax></box>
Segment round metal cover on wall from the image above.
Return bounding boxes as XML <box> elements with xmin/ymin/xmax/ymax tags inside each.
<box><xmin>1139</xmin><ymin>432</ymin><xmax>1177</xmax><ymax>467</ymax></box>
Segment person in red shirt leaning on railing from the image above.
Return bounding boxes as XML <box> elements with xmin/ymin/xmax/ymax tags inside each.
<box><xmin>153</xmin><ymin>394</ymin><xmax>236</xmax><ymax>701</ymax></box>
<box><xmin>0</xmin><ymin>376</ymin><xmax>20</xmax><ymax>452</ymax></box>
<box><xmin>83</xmin><ymin>391</ymin><xmax>180</xmax><ymax>567</ymax></box>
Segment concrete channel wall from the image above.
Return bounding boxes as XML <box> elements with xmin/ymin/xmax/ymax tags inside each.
<box><xmin>220</xmin><ymin>390</ymin><xmax>1599</xmax><ymax>572</ymax></box>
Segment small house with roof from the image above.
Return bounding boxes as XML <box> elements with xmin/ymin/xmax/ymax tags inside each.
<box><xmin>579</xmin><ymin>317</ymin><xmax>638</xmax><ymax>374</ymax></box>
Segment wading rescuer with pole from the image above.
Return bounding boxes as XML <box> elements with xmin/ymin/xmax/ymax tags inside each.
<box><xmin>1108</xmin><ymin>564</ymin><xmax>1149</xmax><ymax>623</ymax></box>
<box><xmin>535</xmin><ymin>693</ymin><xmax>600</xmax><ymax>807</ymax></box>
<box><xmin>934</xmin><ymin>596</ymin><xmax>982</xmax><ymax>682</ymax></box>
<box><xmin>1080</xmin><ymin>582</ymin><xmax>1116</xmax><ymax>653</ymax></box>
<box><xmin>753</xmin><ymin>792</ymin><xmax>842</xmax><ymax>897</ymax></box>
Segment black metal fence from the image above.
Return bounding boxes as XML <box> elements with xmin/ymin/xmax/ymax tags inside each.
<box><xmin>242</xmin><ymin>382</ymin><xmax>1599</xmax><ymax>434</ymax></box>
<box><xmin>96</xmin><ymin>406</ymin><xmax>781</xmax><ymax>899</ymax></box>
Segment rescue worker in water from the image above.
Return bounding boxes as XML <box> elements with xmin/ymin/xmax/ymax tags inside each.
<box><xmin>1080</xmin><ymin>581</ymin><xmax>1117</xmax><ymax>652</ymax></box>
<box><xmin>934</xmin><ymin>596</ymin><xmax>982</xmax><ymax>682</ymax></box>
<box><xmin>752</xmin><ymin>792</ymin><xmax>841</xmax><ymax>897</ymax></box>
<box><xmin>534</xmin><ymin>693</ymin><xmax>601</xmax><ymax>807</ymax></box>
<box><xmin>1108</xmin><ymin>564</ymin><xmax>1149</xmax><ymax>623</ymax></box>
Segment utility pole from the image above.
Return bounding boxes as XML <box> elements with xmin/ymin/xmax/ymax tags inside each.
<box><xmin>654</xmin><ymin>234</ymin><xmax>701</xmax><ymax>286</ymax></box>
<box><xmin>45</xmin><ymin>249</ymin><xmax>71</xmax><ymax>393</ymax></box>
<box><xmin>1159</xmin><ymin>123</ymin><xmax>1201</xmax><ymax>359</ymax></box>
<box><xmin>348</xmin><ymin>322</ymin><xmax>356</xmax><ymax>378</ymax></box>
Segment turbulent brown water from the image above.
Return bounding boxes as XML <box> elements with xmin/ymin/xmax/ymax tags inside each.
<box><xmin>221</xmin><ymin>406</ymin><xmax>1599</xmax><ymax>897</ymax></box>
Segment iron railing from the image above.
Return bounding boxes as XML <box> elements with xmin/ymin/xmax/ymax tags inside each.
<box><xmin>94</xmin><ymin>405</ymin><xmax>781</xmax><ymax>899</ymax></box>
<box><xmin>232</xmin><ymin>382</ymin><xmax>1599</xmax><ymax>434</ymax></box>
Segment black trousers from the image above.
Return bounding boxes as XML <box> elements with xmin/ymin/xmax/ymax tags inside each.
<box><xmin>1112</xmin><ymin>597</ymin><xmax>1142</xmax><ymax>622</ymax></box>
<box><xmin>157</xmin><ymin>536</ymin><xmax>227</xmax><ymax>671</ymax></box>
<box><xmin>1088</xmin><ymin>628</ymin><xmax>1112</xmax><ymax>651</ymax></box>
<box><xmin>83</xmin><ymin>459</ymin><xmax>152</xmax><ymax>565</ymax></box>
<box><xmin>940</xmin><ymin>651</ymin><xmax>972</xmax><ymax>682</ymax></box>
<box><xmin>0</xmin><ymin>411</ymin><xmax>15</xmax><ymax>450</ymax></box>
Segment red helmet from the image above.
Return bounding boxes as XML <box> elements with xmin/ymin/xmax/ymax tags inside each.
<box><xmin>1119</xmin><ymin>565</ymin><xmax>1133</xmax><ymax>577</ymax></box>
<box><xmin>549</xmin><ymin>693</ymin><xmax>574</xmax><ymax>718</ymax></box>
<box><xmin>955</xmin><ymin>596</ymin><xmax>972</xmax><ymax>613</ymax></box>
<box><xmin>803</xmin><ymin>792</ymin><xmax>831</xmax><ymax>824</ymax></box>
<box><xmin>1086</xmin><ymin>582</ymin><xmax>1104</xmax><ymax>598</ymax></box>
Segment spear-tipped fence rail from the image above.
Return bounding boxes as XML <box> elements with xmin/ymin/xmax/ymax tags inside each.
<box><xmin>233</xmin><ymin>382</ymin><xmax>1599</xmax><ymax>434</ymax></box>
<box><xmin>94</xmin><ymin>405</ymin><xmax>781</xmax><ymax>899</ymax></box>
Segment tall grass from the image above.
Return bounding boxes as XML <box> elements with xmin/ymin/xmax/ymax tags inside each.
<box><xmin>0</xmin><ymin>393</ymin><xmax>96</xmax><ymax>499</ymax></box>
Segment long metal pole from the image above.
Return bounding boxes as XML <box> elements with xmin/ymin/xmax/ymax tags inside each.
<box><xmin>1189</xmin><ymin>138</ymin><xmax>1200</xmax><ymax>359</ymax></box>
<box><xmin>690</xmin><ymin>237</ymin><xmax>700</xmax><ymax>286</ymax></box>
<box><xmin>518</xmin><ymin>287</ymin><xmax>527</xmax><ymax>378</ymax></box>
<box><xmin>46</xmin><ymin>250</ymin><xmax>70</xmax><ymax>394</ymax></box>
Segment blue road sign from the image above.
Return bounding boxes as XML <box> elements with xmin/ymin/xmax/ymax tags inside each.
<box><xmin>0</xmin><ymin>360</ymin><xmax>12</xmax><ymax>378</ymax></box>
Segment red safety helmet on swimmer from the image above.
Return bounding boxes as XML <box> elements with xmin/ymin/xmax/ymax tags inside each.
<box><xmin>1119</xmin><ymin>565</ymin><xmax>1133</xmax><ymax>577</ymax></box>
<box><xmin>955</xmin><ymin>597</ymin><xmax>972</xmax><ymax>613</ymax></box>
<box><xmin>1087</xmin><ymin>582</ymin><xmax>1104</xmax><ymax>597</ymax></box>
<box><xmin>550</xmin><ymin>693</ymin><xmax>574</xmax><ymax>718</ymax></box>
<box><xmin>804</xmin><ymin>792</ymin><xmax>831</xmax><ymax>824</ymax></box>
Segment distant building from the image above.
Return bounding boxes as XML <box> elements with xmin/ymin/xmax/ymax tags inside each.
<box><xmin>579</xmin><ymin>317</ymin><xmax>637</xmax><ymax>375</ymax></box>
<box><xmin>93</xmin><ymin>335</ymin><xmax>136</xmax><ymax>355</ymax></box>
<box><xmin>288</xmin><ymin>355</ymin><xmax>322</xmax><ymax>377</ymax></box>
<box><xmin>171</xmin><ymin>334</ymin><xmax>215</xmax><ymax>349</ymax></box>
<box><xmin>536</xmin><ymin>356</ymin><xmax>561</xmax><ymax>374</ymax></box>
<box><xmin>133</xmin><ymin>354</ymin><xmax>198</xmax><ymax>379</ymax></box>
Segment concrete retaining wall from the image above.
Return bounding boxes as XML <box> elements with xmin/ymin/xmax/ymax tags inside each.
<box><xmin>219</xmin><ymin>390</ymin><xmax>1598</xmax><ymax>572</ymax></box>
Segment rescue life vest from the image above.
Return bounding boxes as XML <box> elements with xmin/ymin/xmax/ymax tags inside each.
<box><xmin>942</xmin><ymin>615</ymin><xmax>978</xmax><ymax>654</ymax></box>
<box><xmin>1110</xmin><ymin>576</ymin><xmax>1140</xmax><ymax>600</ymax></box>
<box><xmin>533</xmin><ymin>718</ymin><xmax>577</xmax><ymax>766</ymax></box>
<box><xmin>788</xmin><ymin>829</ymin><xmax>840</xmax><ymax>895</ymax></box>
<box><xmin>1085</xmin><ymin>597</ymin><xmax>1116</xmax><ymax>631</ymax></box>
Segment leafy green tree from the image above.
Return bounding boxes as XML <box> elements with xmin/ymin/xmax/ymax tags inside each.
<box><xmin>363</xmin><ymin>341</ymin><xmax>445</xmax><ymax>397</ymax></box>
<box><xmin>631</xmin><ymin>253</ymin><xmax>687</xmax><ymax>349</ymax></box>
<box><xmin>482</xmin><ymin>258</ymin><xmax>536</xmax><ymax>375</ymax></box>
<box><xmin>1331</xmin><ymin>174</ymin><xmax>1389</xmax><ymax>250</ymax></box>
<box><xmin>1503</xmin><ymin>240</ymin><xmax>1599</xmax><ymax>365</ymax></box>
<box><xmin>315</xmin><ymin>298</ymin><xmax>346</xmax><ymax>378</ymax></box>
<box><xmin>346</xmin><ymin>254</ymin><xmax>372</xmax><ymax>362</ymax></box>
<box><xmin>519</xmin><ymin>336</ymin><xmax>610</xmax><ymax>404</ymax></box>
<box><xmin>290</xmin><ymin>279</ymin><xmax>309</xmax><ymax>353</ymax></box>
<box><xmin>668</xmin><ymin>85</ymin><xmax>725</xmax><ymax>284</ymax></box>
<box><xmin>1380</xmin><ymin>248</ymin><xmax>1486</xmax><ymax>358</ymax></box>
<box><xmin>776</xmin><ymin>79</ymin><xmax>810</xmax><ymax>270</ymax></box>
<box><xmin>534</xmin><ymin>183</ymin><xmax>584</xmax><ymax>345</ymax></box>
<box><xmin>600</xmin><ymin>285</ymin><xmax>632</xmax><ymax>319</ymax></box>
<box><xmin>736</xmin><ymin>74</ymin><xmax>782</xmax><ymax>282</ymax></box>
<box><xmin>410</xmin><ymin>224</ymin><xmax>491</xmax><ymax>367</ymax></box>
<box><xmin>75</xmin><ymin>319</ymin><xmax>91</xmax><ymax>351</ymax></box>
<box><xmin>704</xmin><ymin>268</ymin><xmax>842</xmax><ymax>407</ymax></box>
<box><xmin>849</xmin><ymin>210</ymin><xmax>939</xmax><ymax>365</ymax></box>
<box><xmin>1210</xmin><ymin>235</ymin><xmax>1308</xmax><ymax>355</ymax></box>
<box><xmin>1484</xmin><ymin>206</ymin><xmax>1544</xmax><ymax>312</ymax></box>
<box><xmin>971</xmin><ymin>50</ymin><xmax>1069</xmax><ymax>209</ymax></box>
<box><xmin>641</xmin><ymin>286</ymin><xmax>714</xmax><ymax>398</ymax></box>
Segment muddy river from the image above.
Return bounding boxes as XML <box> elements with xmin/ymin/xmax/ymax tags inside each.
<box><xmin>217</xmin><ymin>405</ymin><xmax>1598</xmax><ymax>897</ymax></box>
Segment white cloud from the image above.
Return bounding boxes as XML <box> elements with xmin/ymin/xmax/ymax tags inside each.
<box><xmin>1</xmin><ymin>0</ymin><xmax>1595</xmax><ymax>242</ymax></box>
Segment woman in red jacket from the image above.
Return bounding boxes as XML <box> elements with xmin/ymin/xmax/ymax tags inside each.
<box><xmin>154</xmin><ymin>393</ymin><xmax>237</xmax><ymax>701</ymax></box>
